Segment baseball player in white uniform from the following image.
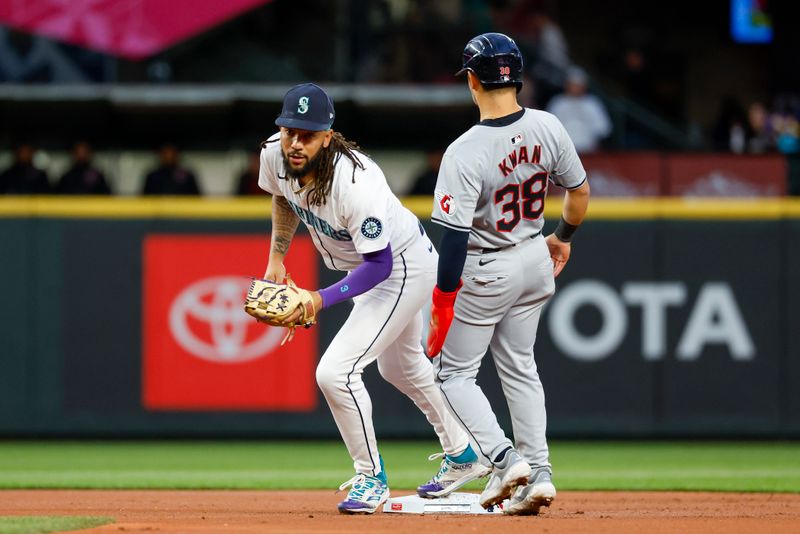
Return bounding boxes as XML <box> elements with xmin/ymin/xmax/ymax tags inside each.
<box><xmin>258</xmin><ymin>83</ymin><xmax>488</xmax><ymax>514</ymax></box>
<box><xmin>427</xmin><ymin>33</ymin><xmax>591</xmax><ymax>515</ymax></box>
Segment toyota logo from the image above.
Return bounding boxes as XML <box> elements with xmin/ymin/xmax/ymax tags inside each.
<box><xmin>169</xmin><ymin>276</ymin><xmax>284</xmax><ymax>363</ymax></box>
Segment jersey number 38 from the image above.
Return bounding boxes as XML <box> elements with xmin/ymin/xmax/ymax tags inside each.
<box><xmin>494</xmin><ymin>172</ymin><xmax>547</xmax><ymax>232</ymax></box>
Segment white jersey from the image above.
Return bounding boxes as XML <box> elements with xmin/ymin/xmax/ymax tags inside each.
<box><xmin>431</xmin><ymin>108</ymin><xmax>586</xmax><ymax>250</ymax></box>
<box><xmin>258</xmin><ymin>132</ymin><xmax>421</xmax><ymax>271</ymax></box>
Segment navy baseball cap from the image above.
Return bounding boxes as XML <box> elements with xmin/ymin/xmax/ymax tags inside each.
<box><xmin>275</xmin><ymin>83</ymin><xmax>335</xmax><ymax>131</ymax></box>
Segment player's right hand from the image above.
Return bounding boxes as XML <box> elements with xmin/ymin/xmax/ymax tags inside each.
<box><xmin>263</xmin><ymin>261</ymin><xmax>287</xmax><ymax>283</ymax></box>
<box><xmin>427</xmin><ymin>308</ymin><xmax>449</xmax><ymax>358</ymax></box>
<box><xmin>545</xmin><ymin>234</ymin><xmax>571</xmax><ymax>278</ymax></box>
<box><xmin>426</xmin><ymin>282</ymin><xmax>463</xmax><ymax>358</ymax></box>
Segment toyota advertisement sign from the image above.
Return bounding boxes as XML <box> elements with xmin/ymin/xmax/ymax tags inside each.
<box><xmin>142</xmin><ymin>235</ymin><xmax>318</xmax><ymax>412</ymax></box>
<box><xmin>32</xmin><ymin>216</ymin><xmax>800</xmax><ymax>437</ymax></box>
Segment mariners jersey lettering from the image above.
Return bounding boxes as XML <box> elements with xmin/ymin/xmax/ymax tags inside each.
<box><xmin>432</xmin><ymin>108</ymin><xmax>586</xmax><ymax>250</ymax></box>
<box><xmin>259</xmin><ymin>133</ymin><xmax>420</xmax><ymax>271</ymax></box>
<box><xmin>285</xmin><ymin>199</ymin><xmax>352</xmax><ymax>241</ymax></box>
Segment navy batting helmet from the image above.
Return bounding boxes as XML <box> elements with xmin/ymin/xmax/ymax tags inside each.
<box><xmin>456</xmin><ymin>32</ymin><xmax>523</xmax><ymax>91</ymax></box>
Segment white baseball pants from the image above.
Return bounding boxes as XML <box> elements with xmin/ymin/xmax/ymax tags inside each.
<box><xmin>316</xmin><ymin>232</ymin><xmax>469</xmax><ymax>476</ymax></box>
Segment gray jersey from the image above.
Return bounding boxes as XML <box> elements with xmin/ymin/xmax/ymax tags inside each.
<box><xmin>431</xmin><ymin>108</ymin><xmax>586</xmax><ymax>250</ymax></box>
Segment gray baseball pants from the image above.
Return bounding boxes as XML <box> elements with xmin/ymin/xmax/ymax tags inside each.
<box><xmin>434</xmin><ymin>234</ymin><xmax>555</xmax><ymax>468</ymax></box>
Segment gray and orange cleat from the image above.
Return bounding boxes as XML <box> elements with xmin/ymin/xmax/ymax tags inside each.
<box><xmin>416</xmin><ymin>445</ymin><xmax>491</xmax><ymax>498</ymax></box>
<box><xmin>478</xmin><ymin>448</ymin><xmax>532</xmax><ymax>509</ymax></box>
<box><xmin>505</xmin><ymin>467</ymin><xmax>556</xmax><ymax>515</ymax></box>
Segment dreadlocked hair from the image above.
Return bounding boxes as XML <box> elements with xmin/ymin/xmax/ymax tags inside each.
<box><xmin>262</xmin><ymin>132</ymin><xmax>366</xmax><ymax>207</ymax></box>
<box><xmin>307</xmin><ymin>132</ymin><xmax>366</xmax><ymax>206</ymax></box>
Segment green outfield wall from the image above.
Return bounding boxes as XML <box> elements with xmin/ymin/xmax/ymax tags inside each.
<box><xmin>0</xmin><ymin>197</ymin><xmax>799</xmax><ymax>438</ymax></box>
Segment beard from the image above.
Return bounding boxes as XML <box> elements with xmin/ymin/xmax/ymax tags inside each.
<box><xmin>282</xmin><ymin>147</ymin><xmax>324</xmax><ymax>180</ymax></box>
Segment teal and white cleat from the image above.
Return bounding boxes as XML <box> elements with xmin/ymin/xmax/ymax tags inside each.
<box><xmin>337</xmin><ymin>472</ymin><xmax>390</xmax><ymax>514</ymax></box>
<box><xmin>417</xmin><ymin>445</ymin><xmax>491</xmax><ymax>498</ymax></box>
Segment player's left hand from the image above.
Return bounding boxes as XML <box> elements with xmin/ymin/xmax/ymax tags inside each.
<box><xmin>545</xmin><ymin>234</ymin><xmax>571</xmax><ymax>278</ymax></box>
<box><xmin>243</xmin><ymin>276</ymin><xmax>322</xmax><ymax>345</ymax></box>
<box><xmin>277</xmin><ymin>290</ymin><xmax>322</xmax><ymax>326</ymax></box>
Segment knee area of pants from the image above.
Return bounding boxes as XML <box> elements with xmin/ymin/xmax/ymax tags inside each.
<box><xmin>375</xmin><ymin>359</ymin><xmax>393</xmax><ymax>379</ymax></box>
<box><xmin>437</xmin><ymin>365</ymin><xmax>473</xmax><ymax>382</ymax></box>
<box><xmin>438</xmin><ymin>375</ymin><xmax>462</xmax><ymax>393</ymax></box>
<box><xmin>315</xmin><ymin>362</ymin><xmax>345</xmax><ymax>392</ymax></box>
<box><xmin>377</xmin><ymin>361</ymin><xmax>417</xmax><ymax>385</ymax></box>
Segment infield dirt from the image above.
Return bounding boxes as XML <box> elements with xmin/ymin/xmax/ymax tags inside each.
<box><xmin>2</xmin><ymin>490</ymin><xmax>799</xmax><ymax>533</ymax></box>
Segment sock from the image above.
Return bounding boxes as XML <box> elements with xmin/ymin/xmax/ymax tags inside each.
<box><xmin>446</xmin><ymin>444</ymin><xmax>478</xmax><ymax>464</ymax></box>
<box><xmin>493</xmin><ymin>446</ymin><xmax>513</xmax><ymax>465</ymax></box>
<box><xmin>375</xmin><ymin>454</ymin><xmax>388</xmax><ymax>484</ymax></box>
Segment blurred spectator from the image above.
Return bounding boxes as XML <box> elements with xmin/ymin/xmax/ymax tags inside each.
<box><xmin>546</xmin><ymin>66</ymin><xmax>612</xmax><ymax>153</ymax></box>
<box><xmin>236</xmin><ymin>150</ymin><xmax>263</xmax><ymax>196</ymax></box>
<box><xmin>351</xmin><ymin>1</ymin><xmax>398</xmax><ymax>83</ymax></box>
<box><xmin>56</xmin><ymin>141</ymin><xmax>112</xmax><ymax>195</ymax></box>
<box><xmin>407</xmin><ymin>149</ymin><xmax>444</xmax><ymax>196</ymax></box>
<box><xmin>772</xmin><ymin>94</ymin><xmax>800</xmax><ymax>156</ymax></box>
<box><xmin>0</xmin><ymin>142</ymin><xmax>50</xmax><ymax>194</ymax></box>
<box><xmin>746</xmin><ymin>102</ymin><xmax>775</xmax><ymax>154</ymax></box>
<box><xmin>711</xmin><ymin>96</ymin><xmax>750</xmax><ymax>153</ymax></box>
<box><xmin>606</xmin><ymin>29</ymin><xmax>684</xmax><ymax>123</ymax></box>
<box><xmin>602</xmin><ymin>38</ymin><xmax>664</xmax><ymax>148</ymax></box>
<box><xmin>506</xmin><ymin>2</ymin><xmax>570</xmax><ymax>107</ymax></box>
<box><xmin>143</xmin><ymin>143</ymin><xmax>200</xmax><ymax>195</ymax></box>
<box><xmin>403</xmin><ymin>2</ymin><xmax>461</xmax><ymax>84</ymax></box>
<box><xmin>711</xmin><ymin>98</ymin><xmax>791</xmax><ymax>155</ymax></box>
<box><xmin>619</xmin><ymin>47</ymin><xmax>658</xmax><ymax>109</ymax></box>
<box><xmin>356</xmin><ymin>1</ymin><xmax>466</xmax><ymax>84</ymax></box>
<box><xmin>775</xmin><ymin>115</ymin><xmax>800</xmax><ymax>155</ymax></box>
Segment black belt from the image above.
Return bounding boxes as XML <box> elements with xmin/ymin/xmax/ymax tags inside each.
<box><xmin>481</xmin><ymin>231</ymin><xmax>541</xmax><ymax>254</ymax></box>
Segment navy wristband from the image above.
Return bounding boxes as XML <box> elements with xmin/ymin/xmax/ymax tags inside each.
<box><xmin>554</xmin><ymin>216</ymin><xmax>578</xmax><ymax>242</ymax></box>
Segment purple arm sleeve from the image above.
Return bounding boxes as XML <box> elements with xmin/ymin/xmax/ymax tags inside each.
<box><xmin>319</xmin><ymin>244</ymin><xmax>393</xmax><ymax>308</ymax></box>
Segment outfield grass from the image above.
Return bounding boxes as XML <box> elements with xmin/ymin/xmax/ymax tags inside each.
<box><xmin>0</xmin><ymin>441</ymin><xmax>798</xmax><ymax>493</ymax></box>
<box><xmin>0</xmin><ymin>516</ymin><xmax>112</xmax><ymax>534</ymax></box>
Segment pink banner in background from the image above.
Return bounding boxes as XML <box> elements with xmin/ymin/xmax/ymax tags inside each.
<box><xmin>666</xmin><ymin>154</ymin><xmax>787</xmax><ymax>197</ymax></box>
<box><xmin>579</xmin><ymin>152</ymin><xmax>664</xmax><ymax>197</ymax></box>
<box><xmin>0</xmin><ymin>0</ymin><xmax>272</xmax><ymax>59</ymax></box>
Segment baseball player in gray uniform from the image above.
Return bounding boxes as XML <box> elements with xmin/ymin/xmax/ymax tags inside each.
<box><xmin>427</xmin><ymin>33</ymin><xmax>591</xmax><ymax>515</ymax></box>
<box><xmin>258</xmin><ymin>83</ymin><xmax>488</xmax><ymax>514</ymax></box>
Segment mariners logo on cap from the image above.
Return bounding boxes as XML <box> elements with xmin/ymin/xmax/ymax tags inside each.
<box><xmin>298</xmin><ymin>96</ymin><xmax>309</xmax><ymax>114</ymax></box>
<box><xmin>360</xmin><ymin>217</ymin><xmax>383</xmax><ymax>239</ymax></box>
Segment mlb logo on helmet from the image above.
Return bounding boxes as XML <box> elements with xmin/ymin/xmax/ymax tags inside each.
<box><xmin>276</xmin><ymin>83</ymin><xmax>335</xmax><ymax>131</ymax></box>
